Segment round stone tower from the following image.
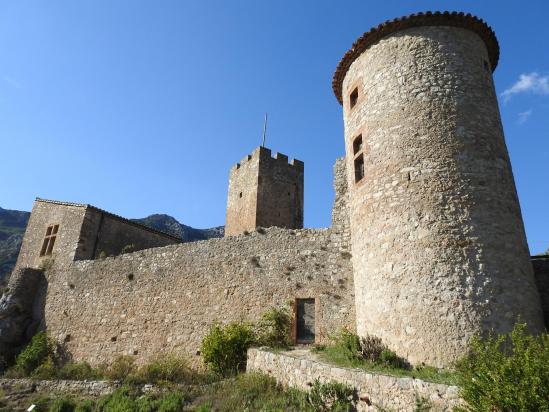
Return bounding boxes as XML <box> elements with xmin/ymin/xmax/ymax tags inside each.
<box><xmin>332</xmin><ymin>11</ymin><xmax>544</xmax><ymax>366</ymax></box>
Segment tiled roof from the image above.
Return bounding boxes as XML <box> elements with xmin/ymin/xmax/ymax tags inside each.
<box><xmin>35</xmin><ymin>197</ymin><xmax>182</xmax><ymax>242</ymax></box>
<box><xmin>332</xmin><ymin>11</ymin><xmax>499</xmax><ymax>104</ymax></box>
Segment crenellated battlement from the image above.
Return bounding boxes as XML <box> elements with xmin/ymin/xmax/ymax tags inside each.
<box><xmin>231</xmin><ymin>146</ymin><xmax>303</xmax><ymax>172</ymax></box>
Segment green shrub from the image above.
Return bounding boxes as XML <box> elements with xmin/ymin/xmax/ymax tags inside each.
<box><xmin>135</xmin><ymin>354</ymin><xmax>192</xmax><ymax>384</ymax></box>
<box><xmin>201</xmin><ymin>372</ymin><xmax>311</xmax><ymax>411</ymax></box>
<box><xmin>95</xmin><ymin>386</ymin><xmax>142</xmax><ymax>412</ymax></box>
<box><xmin>74</xmin><ymin>399</ymin><xmax>95</xmax><ymax>412</ymax></box>
<box><xmin>333</xmin><ymin>329</ymin><xmax>362</xmax><ymax>360</ymax></box>
<box><xmin>308</xmin><ymin>379</ymin><xmax>356</xmax><ymax>412</ymax></box>
<box><xmin>104</xmin><ymin>356</ymin><xmax>137</xmax><ymax>382</ymax></box>
<box><xmin>48</xmin><ymin>397</ymin><xmax>76</xmax><ymax>412</ymax></box>
<box><xmin>379</xmin><ymin>348</ymin><xmax>407</xmax><ymax>369</ymax></box>
<box><xmin>455</xmin><ymin>323</ymin><xmax>549</xmax><ymax>412</ymax></box>
<box><xmin>201</xmin><ymin>322</ymin><xmax>256</xmax><ymax>376</ymax></box>
<box><xmin>256</xmin><ymin>306</ymin><xmax>291</xmax><ymax>349</ymax></box>
<box><xmin>32</xmin><ymin>356</ymin><xmax>57</xmax><ymax>379</ymax></box>
<box><xmin>58</xmin><ymin>362</ymin><xmax>100</xmax><ymax>381</ymax></box>
<box><xmin>156</xmin><ymin>393</ymin><xmax>185</xmax><ymax>412</ymax></box>
<box><xmin>15</xmin><ymin>332</ymin><xmax>53</xmax><ymax>375</ymax></box>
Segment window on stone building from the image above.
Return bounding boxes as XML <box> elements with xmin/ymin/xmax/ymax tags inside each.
<box><xmin>353</xmin><ymin>135</ymin><xmax>363</xmax><ymax>155</ymax></box>
<box><xmin>354</xmin><ymin>154</ymin><xmax>364</xmax><ymax>183</ymax></box>
<box><xmin>239</xmin><ymin>192</ymin><xmax>243</xmax><ymax>198</ymax></box>
<box><xmin>40</xmin><ymin>224</ymin><xmax>59</xmax><ymax>256</ymax></box>
<box><xmin>349</xmin><ymin>87</ymin><xmax>359</xmax><ymax>109</ymax></box>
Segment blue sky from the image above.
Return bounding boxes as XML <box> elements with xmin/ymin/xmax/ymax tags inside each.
<box><xmin>0</xmin><ymin>1</ymin><xmax>547</xmax><ymax>254</ymax></box>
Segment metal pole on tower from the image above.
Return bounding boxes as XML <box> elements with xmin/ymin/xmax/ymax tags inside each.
<box><xmin>261</xmin><ymin>112</ymin><xmax>268</xmax><ymax>147</ymax></box>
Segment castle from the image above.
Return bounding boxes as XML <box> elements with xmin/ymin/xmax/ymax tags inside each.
<box><xmin>1</xmin><ymin>11</ymin><xmax>548</xmax><ymax>369</ymax></box>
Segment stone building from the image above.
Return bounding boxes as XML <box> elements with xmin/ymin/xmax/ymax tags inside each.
<box><xmin>0</xmin><ymin>11</ymin><xmax>548</xmax><ymax>370</ymax></box>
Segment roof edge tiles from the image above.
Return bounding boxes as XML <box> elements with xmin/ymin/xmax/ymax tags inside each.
<box><xmin>35</xmin><ymin>197</ymin><xmax>182</xmax><ymax>242</ymax></box>
<box><xmin>332</xmin><ymin>11</ymin><xmax>500</xmax><ymax>104</ymax></box>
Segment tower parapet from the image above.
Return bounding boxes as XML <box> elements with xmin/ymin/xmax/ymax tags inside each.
<box><xmin>225</xmin><ymin>146</ymin><xmax>304</xmax><ymax>236</ymax></box>
<box><xmin>334</xmin><ymin>11</ymin><xmax>544</xmax><ymax>366</ymax></box>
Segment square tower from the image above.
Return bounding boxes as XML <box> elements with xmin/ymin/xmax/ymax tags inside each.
<box><xmin>225</xmin><ymin>146</ymin><xmax>304</xmax><ymax>236</ymax></box>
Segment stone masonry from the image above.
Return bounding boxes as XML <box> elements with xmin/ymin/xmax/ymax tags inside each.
<box><xmin>333</xmin><ymin>12</ymin><xmax>545</xmax><ymax>366</ymax></box>
<box><xmin>225</xmin><ymin>146</ymin><xmax>304</xmax><ymax>236</ymax></box>
<box><xmin>247</xmin><ymin>348</ymin><xmax>464</xmax><ymax>412</ymax></box>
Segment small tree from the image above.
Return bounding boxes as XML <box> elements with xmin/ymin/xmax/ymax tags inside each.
<box><xmin>455</xmin><ymin>323</ymin><xmax>549</xmax><ymax>412</ymax></box>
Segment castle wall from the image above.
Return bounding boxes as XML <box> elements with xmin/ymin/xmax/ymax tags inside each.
<box><xmin>15</xmin><ymin>201</ymin><xmax>88</xmax><ymax>270</ymax></box>
<box><xmin>43</xmin><ymin>227</ymin><xmax>354</xmax><ymax>366</ymax></box>
<box><xmin>340</xmin><ymin>25</ymin><xmax>544</xmax><ymax>366</ymax></box>
<box><xmin>532</xmin><ymin>257</ymin><xmax>549</xmax><ymax>329</ymax></box>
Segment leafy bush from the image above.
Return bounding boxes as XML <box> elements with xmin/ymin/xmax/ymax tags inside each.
<box><xmin>74</xmin><ymin>399</ymin><xmax>94</xmax><ymax>412</ymax></box>
<box><xmin>455</xmin><ymin>323</ymin><xmax>549</xmax><ymax>412</ymax></box>
<box><xmin>199</xmin><ymin>372</ymin><xmax>310</xmax><ymax>411</ymax></box>
<box><xmin>201</xmin><ymin>322</ymin><xmax>256</xmax><ymax>376</ymax></box>
<box><xmin>256</xmin><ymin>306</ymin><xmax>291</xmax><ymax>348</ymax></box>
<box><xmin>14</xmin><ymin>332</ymin><xmax>53</xmax><ymax>375</ymax></box>
<box><xmin>308</xmin><ymin>379</ymin><xmax>356</xmax><ymax>412</ymax></box>
<box><xmin>135</xmin><ymin>354</ymin><xmax>192</xmax><ymax>385</ymax></box>
<box><xmin>156</xmin><ymin>393</ymin><xmax>185</xmax><ymax>412</ymax></box>
<box><xmin>104</xmin><ymin>356</ymin><xmax>137</xmax><ymax>381</ymax></box>
<box><xmin>379</xmin><ymin>348</ymin><xmax>408</xmax><ymax>369</ymax></box>
<box><xmin>95</xmin><ymin>386</ymin><xmax>142</xmax><ymax>412</ymax></box>
<box><xmin>48</xmin><ymin>397</ymin><xmax>76</xmax><ymax>412</ymax></box>
<box><xmin>30</xmin><ymin>356</ymin><xmax>57</xmax><ymax>380</ymax></box>
<box><xmin>58</xmin><ymin>362</ymin><xmax>100</xmax><ymax>381</ymax></box>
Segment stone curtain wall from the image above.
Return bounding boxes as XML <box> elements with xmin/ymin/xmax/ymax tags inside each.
<box><xmin>247</xmin><ymin>348</ymin><xmax>463</xmax><ymax>412</ymax></box>
<box><xmin>44</xmin><ymin>227</ymin><xmax>355</xmax><ymax>366</ymax></box>
<box><xmin>532</xmin><ymin>257</ymin><xmax>549</xmax><ymax>328</ymax></box>
<box><xmin>340</xmin><ymin>25</ymin><xmax>544</xmax><ymax>366</ymax></box>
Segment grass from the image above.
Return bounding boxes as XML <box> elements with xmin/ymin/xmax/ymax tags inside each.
<box><xmin>313</xmin><ymin>345</ymin><xmax>458</xmax><ymax>385</ymax></box>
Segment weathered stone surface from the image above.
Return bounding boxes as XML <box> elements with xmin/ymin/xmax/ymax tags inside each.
<box><xmin>247</xmin><ymin>348</ymin><xmax>464</xmax><ymax>411</ymax></box>
<box><xmin>339</xmin><ymin>22</ymin><xmax>544</xmax><ymax>366</ymax></box>
<box><xmin>0</xmin><ymin>268</ymin><xmax>46</xmax><ymax>369</ymax></box>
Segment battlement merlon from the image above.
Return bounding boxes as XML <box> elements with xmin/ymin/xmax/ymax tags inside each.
<box><xmin>230</xmin><ymin>146</ymin><xmax>304</xmax><ymax>172</ymax></box>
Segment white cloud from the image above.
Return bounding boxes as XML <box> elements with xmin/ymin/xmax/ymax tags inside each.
<box><xmin>517</xmin><ymin>109</ymin><xmax>533</xmax><ymax>125</ymax></box>
<box><xmin>2</xmin><ymin>75</ymin><xmax>22</xmax><ymax>89</ymax></box>
<box><xmin>501</xmin><ymin>72</ymin><xmax>549</xmax><ymax>101</ymax></box>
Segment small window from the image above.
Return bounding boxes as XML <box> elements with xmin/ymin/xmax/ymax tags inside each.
<box><xmin>239</xmin><ymin>192</ymin><xmax>243</xmax><ymax>198</ymax></box>
<box><xmin>354</xmin><ymin>154</ymin><xmax>364</xmax><ymax>183</ymax></box>
<box><xmin>352</xmin><ymin>135</ymin><xmax>363</xmax><ymax>155</ymax></box>
<box><xmin>40</xmin><ymin>224</ymin><xmax>59</xmax><ymax>256</ymax></box>
<box><xmin>349</xmin><ymin>87</ymin><xmax>359</xmax><ymax>109</ymax></box>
